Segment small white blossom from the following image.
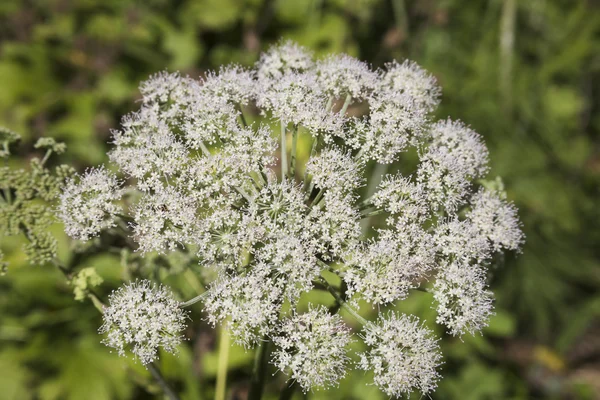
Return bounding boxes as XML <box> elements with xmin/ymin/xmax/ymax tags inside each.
<box><xmin>256</xmin><ymin>71</ymin><xmax>344</xmax><ymax>139</ymax></box>
<box><xmin>351</xmin><ymin>91</ymin><xmax>428</xmax><ymax>163</ymax></box>
<box><xmin>202</xmin><ymin>65</ymin><xmax>256</xmax><ymax>105</ymax></box>
<box><xmin>371</xmin><ymin>174</ymin><xmax>429</xmax><ymax>223</ymax></box>
<box><xmin>418</xmin><ymin>118</ymin><xmax>489</xmax><ymax>211</ymax></box>
<box><xmin>468</xmin><ymin>188</ymin><xmax>524</xmax><ymax>252</ymax></box>
<box><xmin>204</xmin><ymin>263</ymin><xmax>285</xmax><ymax>347</ymax></box>
<box><xmin>99</xmin><ymin>280</ymin><xmax>188</xmax><ymax>365</ymax></box>
<box><xmin>257</xmin><ymin>40</ymin><xmax>314</xmax><ymax>81</ymax></box>
<box><xmin>305</xmin><ymin>147</ymin><xmax>364</xmax><ymax>195</ymax></box>
<box><xmin>344</xmin><ymin>226</ymin><xmax>435</xmax><ymax>304</ymax></box>
<box><xmin>358</xmin><ymin>313</ymin><xmax>442</xmax><ymax>397</ymax></box>
<box><xmin>132</xmin><ymin>186</ymin><xmax>199</xmax><ymax>254</ymax></box>
<box><xmin>308</xmin><ymin>192</ymin><xmax>362</xmax><ymax>260</ymax></box>
<box><xmin>58</xmin><ymin>167</ymin><xmax>122</xmax><ymax>241</ymax></box>
<box><xmin>316</xmin><ymin>54</ymin><xmax>377</xmax><ymax>100</ymax></box>
<box><xmin>271</xmin><ymin>305</ymin><xmax>352</xmax><ymax>392</ymax></box>
<box><xmin>433</xmin><ymin>262</ymin><xmax>494</xmax><ymax>336</ymax></box>
<box><xmin>380</xmin><ymin>60</ymin><xmax>441</xmax><ymax>112</ymax></box>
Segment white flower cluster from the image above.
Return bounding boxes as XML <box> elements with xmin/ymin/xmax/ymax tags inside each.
<box><xmin>99</xmin><ymin>280</ymin><xmax>187</xmax><ymax>366</ymax></box>
<box><xmin>359</xmin><ymin>313</ymin><xmax>442</xmax><ymax>397</ymax></box>
<box><xmin>58</xmin><ymin>167</ymin><xmax>122</xmax><ymax>241</ymax></box>
<box><xmin>271</xmin><ymin>306</ymin><xmax>352</xmax><ymax>392</ymax></box>
<box><xmin>60</xmin><ymin>40</ymin><xmax>524</xmax><ymax>396</ymax></box>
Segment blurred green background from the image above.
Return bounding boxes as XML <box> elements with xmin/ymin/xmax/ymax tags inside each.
<box><xmin>1</xmin><ymin>0</ymin><xmax>599</xmax><ymax>399</ymax></box>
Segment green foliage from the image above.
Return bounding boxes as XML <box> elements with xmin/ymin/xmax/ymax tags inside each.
<box><xmin>0</xmin><ymin>132</ymin><xmax>74</xmax><ymax>266</ymax></box>
<box><xmin>0</xmin><ymin>0</ymin><xmax>599</xmax><ymax>399</ymax></box>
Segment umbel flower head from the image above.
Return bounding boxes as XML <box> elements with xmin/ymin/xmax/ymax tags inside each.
<box><xmin>59</xmin><ymin>40</ymin><xmax>524</xmax><ymax>396</ymax></box>
<box><xmin>359</xmin><ymin>313</ymin><xmax>442</xmax><ymax>397</ymax></box>
<box><xmin>271</xmin><ymin>305</ymin><xmax>352</xmax><ymax>392</ymax></box>
<box><xmin>99</xmin><ymin>280</ymin><xmax>187</xmax><ymax>366</ymax></box>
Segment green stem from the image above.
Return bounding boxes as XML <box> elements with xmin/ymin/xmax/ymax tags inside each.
<box><xmin>248</xmin><ymin>338</ymin><xmax>270</xmax><ymax>400</ymax></box>
<box><xmin>280</xmin><ymin>122</ymin><xmax>288</xmax><ymax>178</ymax></box>
<box><xmin>325</xmin><ymin>96</ymin><xmax>333</xmax><ymax>112</ymax></box>
<box><xmin>40</xmin><ymin>149</ymin><xmax>53</xmax><ymax>165</ymax></box>
<box><xmin>312</xmin><ymin>188</ymin><xmax>325</xmax><ymax>207</ymax></box>
<box><xmin>147</xmin><ymin>362</ymin><xmax>181</xmax><ymax>400</ymax></box>
<box><xmin>303</xmin><ymin>134</ymin><xmax>320</xmax><ymax>196</ymax></box>
<box><xmin>360</xmin><ymin>208</ymin><xmax>384</xmax><ymax>218</ymax></box>
<box><xmin>320</xmin><ymin>277</ymin><xmax>368</xmax><ymax>325</ymax></box>
<box><xmin>339</xmin><ymin>94</ymin><xmax>352</xmax><ymax>115</ymax></box>
<box><xmin>215</xmin><ymin>327</ymin><xmax>230</xmax><ymax>400</ymax></box>
<box><xmin>180</xmin><ymin>291</ymin><xmax>210</xmax><ymax>307</ymax></box>
<box><xmin>200</xmin><ymin>142</ymin><xmax>212</xmax><ymax>158</ymax></box>
<box><xmin>289</xmin><ymin>126</ymin><xmax>298</xmax><ymax>179</ymax></box>
<box><xmin>237</xmin><ymin>104</ymin><xmax>248</xmax><ymax>128</ymax></box>
<box><xmin>279</xmin><ymin>382</ymin><xmax>297</xmax><ymax>400</ymax></box>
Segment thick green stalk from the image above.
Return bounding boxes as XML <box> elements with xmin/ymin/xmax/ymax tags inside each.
<box><xmin>279</xmin><ymin>382</ymin><xmax>297</xmax><ymax>400</ymax></box>
<box><xmin>280</xmin><ymin>122</ymin><xmax>288</xmax><ymax>178</ymax></box>
<box><xmin>248</xmin><ymin>339</ymin><xmax>270</xmax><ymax>400</ymax></box>
<box><xmin>215</xmin><ymin>327</ymin><xmax>230</xmax><ymax>400</ymax></box>
<box><xmin>148</xmin><ymin>362</ymin><xmax>181</xmax><ymax>400</ymax></box>
<box><xmin>320</xmin><ymin>277</ymin><xmax>368</xmax><ymax>325</ymax></box>
<box><xmin>289</xmin><ymin>126</ymin><xmax>298</xmax><ymax>179</ymax></box>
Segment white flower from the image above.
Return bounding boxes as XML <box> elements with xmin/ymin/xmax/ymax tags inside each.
<box><xmin>344</xmin><ymin>226</ymin><xmax>435</xmax><ymax>304</ymax></box>
<box><xmin>257</xmin><ymin>40</ymin><xmax>314</xmax><ymax>81</ymax></box>
<box><xmin>468</xmin><ymin>188</ymin><xmax>524</xmax><ymax>252</ymax></box>
<box><xmin>371</xmin><ymin>173</ymin><xmax>429</xmax><ymax>223</ymax></box>
<box><xmin>271</xmin><ymin>305</ymin><xmax>352</xmax><ymax>392</ymax></box>
<box><xmin>433</xmin><ymin>261</ymin><xmax>494</xmax><ymax>336</ymax></box>
<box><xmin>202</xmin><ymin>65</ymin><xmax>256</xmax><ymax>105</ymax></box>
<box><xmin>203</xmin><ymin>262</ymin><xmax>285</xmax><ymax>347</ymax></box>
<box><xmin>358</xmin><ymin>313</ymin><xmax>442</xmax><ymax>397</ymax></box>
<box><xmin>132</xmin><ymin>186</ymin><xmax>199</xmax><ymax>254</ymax></box>
<box><xmin>305</xmin><ymin>147</ymin><xmax>364</xmax><ymax>195</ymax></box>
<box><xmin>418</xmin><ymin>118</ymin><xmax>489</xmax><ymax>212</ymax></box>
<box><xmin>58</xmin><ymin>167</ymin><xmax>122</xmax><ymax>241</ymax></box>
<box><xmin>380</xmin><ymin>60</ymin><xmax>441</xmax><ymax>112</ymax></box>
<box><xmin>71</xmin><ymin>41</ymin><xmax>524</xmax><ymax>398</ymax></box>
<box><xmin>99</xmin><ymin>280</ymin><xmax>188</xmax><ymax>365</ymax></box>
<box><xmin>316</xmin><ymin>54</ymin><xmax>377</xmax><ymax>100</ymax></box>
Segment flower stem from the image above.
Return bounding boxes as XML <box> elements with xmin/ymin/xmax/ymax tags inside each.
<box><xmin>339</xmin><ymin>94</ymin><xmax>352</xmax><ymax>115</ymax></box>
<box><xmin>147</xmin><ymin>362</ymin><xmax>181</xmax><ymax>400</ymax></box>
<box><xmin>180</xmin><ymin>291</ymin><xmax>210</xmax><ymax>307</ymax></box>
<box><xmin>279</xmin><ymin>382</ymin><xmax>297</xmax><ymax>400</ymax></box>
<box><xmin>237</xmin><ymin>103</ymin><xmax>248</xmax><ymax>128</ymax></box>
<box><xmin>320</xmin><ymin>277</ymin><xmax>368</xmax><ymax>325</ymax></box>
<box><xmin>289</xmin><ymin>126</ymin><xmax>298</xmax><ymax>179</ymax></box>
<box><xmin>248</xmin><ymin>338</ymin><xmax>270</xmax><ymax>400</ymax></box>
<box><xmin>215</xmin><ymin>327</ymin><xmax>230</xmax><ymax>400</ymax></box>
<box><xmin>280</xmin><ymin>121</ymin><xmax>288</xmax><ymax>178</ymax></box>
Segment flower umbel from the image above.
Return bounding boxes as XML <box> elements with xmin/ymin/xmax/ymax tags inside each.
<box><xmin>59</xmin><ymin>39</ymin><xmax>524</xmax><ymax>397</ymax></box>
<box><xmin>99</xmin><ymin>280</ymin><xmax>187</xmax><ymax>365</ymax></box>
<box><xmin>271</xmin><ymin>305</ymin><xmax>352</xmax><ymax>392</ymax></box>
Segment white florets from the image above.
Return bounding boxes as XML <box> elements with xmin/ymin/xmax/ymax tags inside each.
<box><xmin>316</xmin><ymin>54</ymin><xmax>377</xmax><ymax>100</ymax></box>
<box><xmin>99</xmin><ymin>280</ymin><xmax>187</xmax><ymax>366</ymax></box>
<box><xmin>63</xmin><ymin>41</ymin><xmax>524</xmax><ymax>397</ymax></box>
<box><xmin>271</xmin><ymin>305</ymin><xmax>352</xmax><ymax>392</ymax></box>
<box><xmin>418</xmin><ymin>118</ymin><xmax>489</xmax><ymax>211</ymax></box>
<box><xmin>204</xmin><ymin>263</ymin><xmax>285</xmax><ymax>347</ymax></box>
<box><xmin>433</xmin><ymin>262</ymin><xmax>494</xmax><ymax>336</ymax></box>
<box><xmin>305</xmin><ymin>147</ymin><xmax>364</xmax><ymax>195</ymax></box>
<box><xmin>468</xmin><ymin>188</ymin><xmax>524</xmax><ymax>252</ymax></box>
<box><xmin>58</xmin><ymin>167</ymin><xmax>122</xmax><ymax>241</ymax></box>
<box><xmin>358</xmin><ymin>313</ymin><xmax>442</xmax><ymax>397</ymax></box>
<box><xmin>380</xmin><ymin>60</ymin><xmax>441</xmax><ymax>112</ymax></box>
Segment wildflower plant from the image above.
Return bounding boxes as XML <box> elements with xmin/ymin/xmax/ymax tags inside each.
<box><xmin>50</xmin><ymin>41</ymin><xmax>524</xmax><ymax>398</ymax></box>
